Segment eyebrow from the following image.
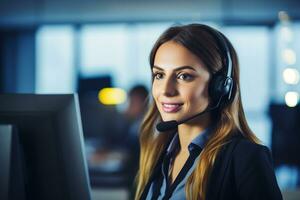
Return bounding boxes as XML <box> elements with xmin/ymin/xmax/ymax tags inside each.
<box><xmin>152</xmin><ymin>65</ymin><xmax>197</xmax><ymax>72</ymax></box>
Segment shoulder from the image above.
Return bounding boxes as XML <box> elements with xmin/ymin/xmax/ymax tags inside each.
<box><xmin>226</xmin><ymin>135</ymin><xmax>276</xmax><ymax>187</ymax></box>
<box><xmin>206</xmin><ymin>133</ymin><xmax>282</xmax><ymax>200</ymax></box>
<box><xmin>229</xmin><ymin>135</ymin><xmax>272</xmax><ymax>164</ymax></box>
<box><xmin>213</xmin><ymin>134</ymin><xmax>273</xmax><ymax>175</ymax></box>
<box><xmin>222</xmin><ymin>135</ymin><xmax>283</xmax><ymax>199</ymax></box>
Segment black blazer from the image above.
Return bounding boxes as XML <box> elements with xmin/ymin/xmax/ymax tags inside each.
<box><xmin>206</xmin><ymin>135</ymin><xmax>282</xmax><ymax>200</ymax></box>
<box><xmin>140</xmin><ymin>134</ymin><xmax>283</xmax><ymax>200</ymax></box>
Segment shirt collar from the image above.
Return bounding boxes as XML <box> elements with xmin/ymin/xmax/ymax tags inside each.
<box><xmin>166</xmin><ymin>125</ymin><xmax>214</xmax><ymax>156</ymax></box>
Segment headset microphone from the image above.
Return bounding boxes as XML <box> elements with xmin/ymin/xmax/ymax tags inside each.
<box><xmin>156</xmin><ymin>97</ymin><xmax>222</xmax><ymax>132</ymax></box>
<box><xmin>156</xmin><ymin>107</ymin><xmax>213</xmax><ymax>132</ymax></box>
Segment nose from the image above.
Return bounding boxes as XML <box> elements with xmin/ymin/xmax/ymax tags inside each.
<box><xmin>161</xmin><ymin>76</ymin><xmax>178</xmax><ymax>97</ymax></box>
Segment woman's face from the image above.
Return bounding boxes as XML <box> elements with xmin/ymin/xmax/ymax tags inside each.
<box><xmin>152</xmin><ymin>41</ymin><xmax>211</xmax><ymax>123</ymax></box>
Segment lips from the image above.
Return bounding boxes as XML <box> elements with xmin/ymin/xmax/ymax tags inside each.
<box><xmin>162</xmin><ymin>103</ymin><xmax>183</xmax><ymax>113</ymax></box>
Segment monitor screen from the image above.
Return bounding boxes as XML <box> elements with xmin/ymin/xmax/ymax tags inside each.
<box><xmin>0</xmin><ymin>94</ymin><xmax>91</xmax><ymax>200</ymax></box>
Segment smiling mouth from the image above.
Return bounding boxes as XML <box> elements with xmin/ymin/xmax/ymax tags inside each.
<box><xmin>162</xmin><ymin>103</ymin><xmax>183</xmax><ymax>113</ymax></box>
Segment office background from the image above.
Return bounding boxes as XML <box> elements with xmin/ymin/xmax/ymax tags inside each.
<box><xmin>1</xmin><ymin>0</ymin><xmax>300</xmax><ymax>199</ymax></box>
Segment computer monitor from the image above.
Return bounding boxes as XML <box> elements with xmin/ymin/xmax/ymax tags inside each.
<box><xmin>0</xmin><ymin>94</ymin><xmax>91</xmax><ymax>200</ymax></box>
<box><xmin>0</xmin><ymin>124</ymin><xmax>26</xmax><ymax>200</ymax></box>
<box><xmin>0</xmin><ymin>125</ymin><xmax>15</xmax><ymax>200</ymax></box>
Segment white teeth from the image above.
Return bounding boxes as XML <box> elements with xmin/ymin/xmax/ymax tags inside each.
<box><xmin>163</xmin><ymin>104</ymin><xmax>180</xmax><ymax>108</ymax></box>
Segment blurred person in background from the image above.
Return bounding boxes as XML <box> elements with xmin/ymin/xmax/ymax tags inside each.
<box><xmin>134</xmin><ymin>24</ymin><xmax>282</xmax><ymax>200</ymax></box>
<box><xmin>125</xmin><ymin>85</ymin><xmax>149</xmax><ymax>127</ymax></box>
<box><xmin>123</xmin><ymin>84</ymin><xmax>149</xmax><ymax>198</ymax></box>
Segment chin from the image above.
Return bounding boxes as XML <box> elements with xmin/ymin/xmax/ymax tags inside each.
<box><xmin>160</xmin><ymin>113</ymin><xmax>182</xmax><ymax>122</ymax></box>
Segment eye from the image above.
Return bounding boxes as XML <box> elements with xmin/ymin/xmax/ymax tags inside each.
<box><xmin>177</xmin><ymin>73</ymin><xmax>194</xmax><ymax>81</ymax></box>
<box><xmin>153</xmin><ymin>72</ymin><xmax>164</xmax><ymax>80</ymax></box>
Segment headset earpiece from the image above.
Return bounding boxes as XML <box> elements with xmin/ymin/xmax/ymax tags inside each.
<box><xmin>201</xmin><ymin>25</ymin><xmax>234</xmax><ymax>108</ymax></box>
<box><xmin>209</xmin><ymin>72</ymin><xmax>233</xmax><ymax>107</ymax></box>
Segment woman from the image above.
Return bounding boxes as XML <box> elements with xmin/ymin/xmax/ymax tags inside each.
<box><xmin>135</xmin><ymin>24</ymin><xmax>282</xmax><ymax>200</ymax></box>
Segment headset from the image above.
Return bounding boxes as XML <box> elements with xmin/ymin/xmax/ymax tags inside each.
<box><xmin>203</xmin><ymin>25</ymin><xmax>235</xmax><ymax>108</ymax></box>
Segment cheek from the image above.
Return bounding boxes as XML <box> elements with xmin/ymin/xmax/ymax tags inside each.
<box><xmin>151</xmin><ymin>83</ymin><xmax>159</xmax><ymax>103</ymax></box>
<box><xmin>184</xmin><ymin>84</ymin><xmax>210</xmax><ymax>106</ymax></box>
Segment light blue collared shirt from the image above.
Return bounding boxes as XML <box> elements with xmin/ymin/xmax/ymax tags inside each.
<box><xmin>146</xmin><ymin>126</ymin><xmax>213</xmax><ymax>200</ymax></box>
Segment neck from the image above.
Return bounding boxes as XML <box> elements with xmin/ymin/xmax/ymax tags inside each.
<box><xmin>177</xmin><ymin>113</ymin><xmax>211</xmax><ymax>153</ymax></box>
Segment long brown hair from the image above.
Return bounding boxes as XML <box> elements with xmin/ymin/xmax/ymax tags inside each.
<box><xmin>135</xmin><ymin>24</ymin><xmax>260</xmax><ymax>200</ymax></box>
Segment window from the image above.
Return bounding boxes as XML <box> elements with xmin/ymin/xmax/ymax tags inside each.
<box><xmin>36</xmin><ymin>25</ymin><xmax>75</xmax><ymax>93</ymax></box>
